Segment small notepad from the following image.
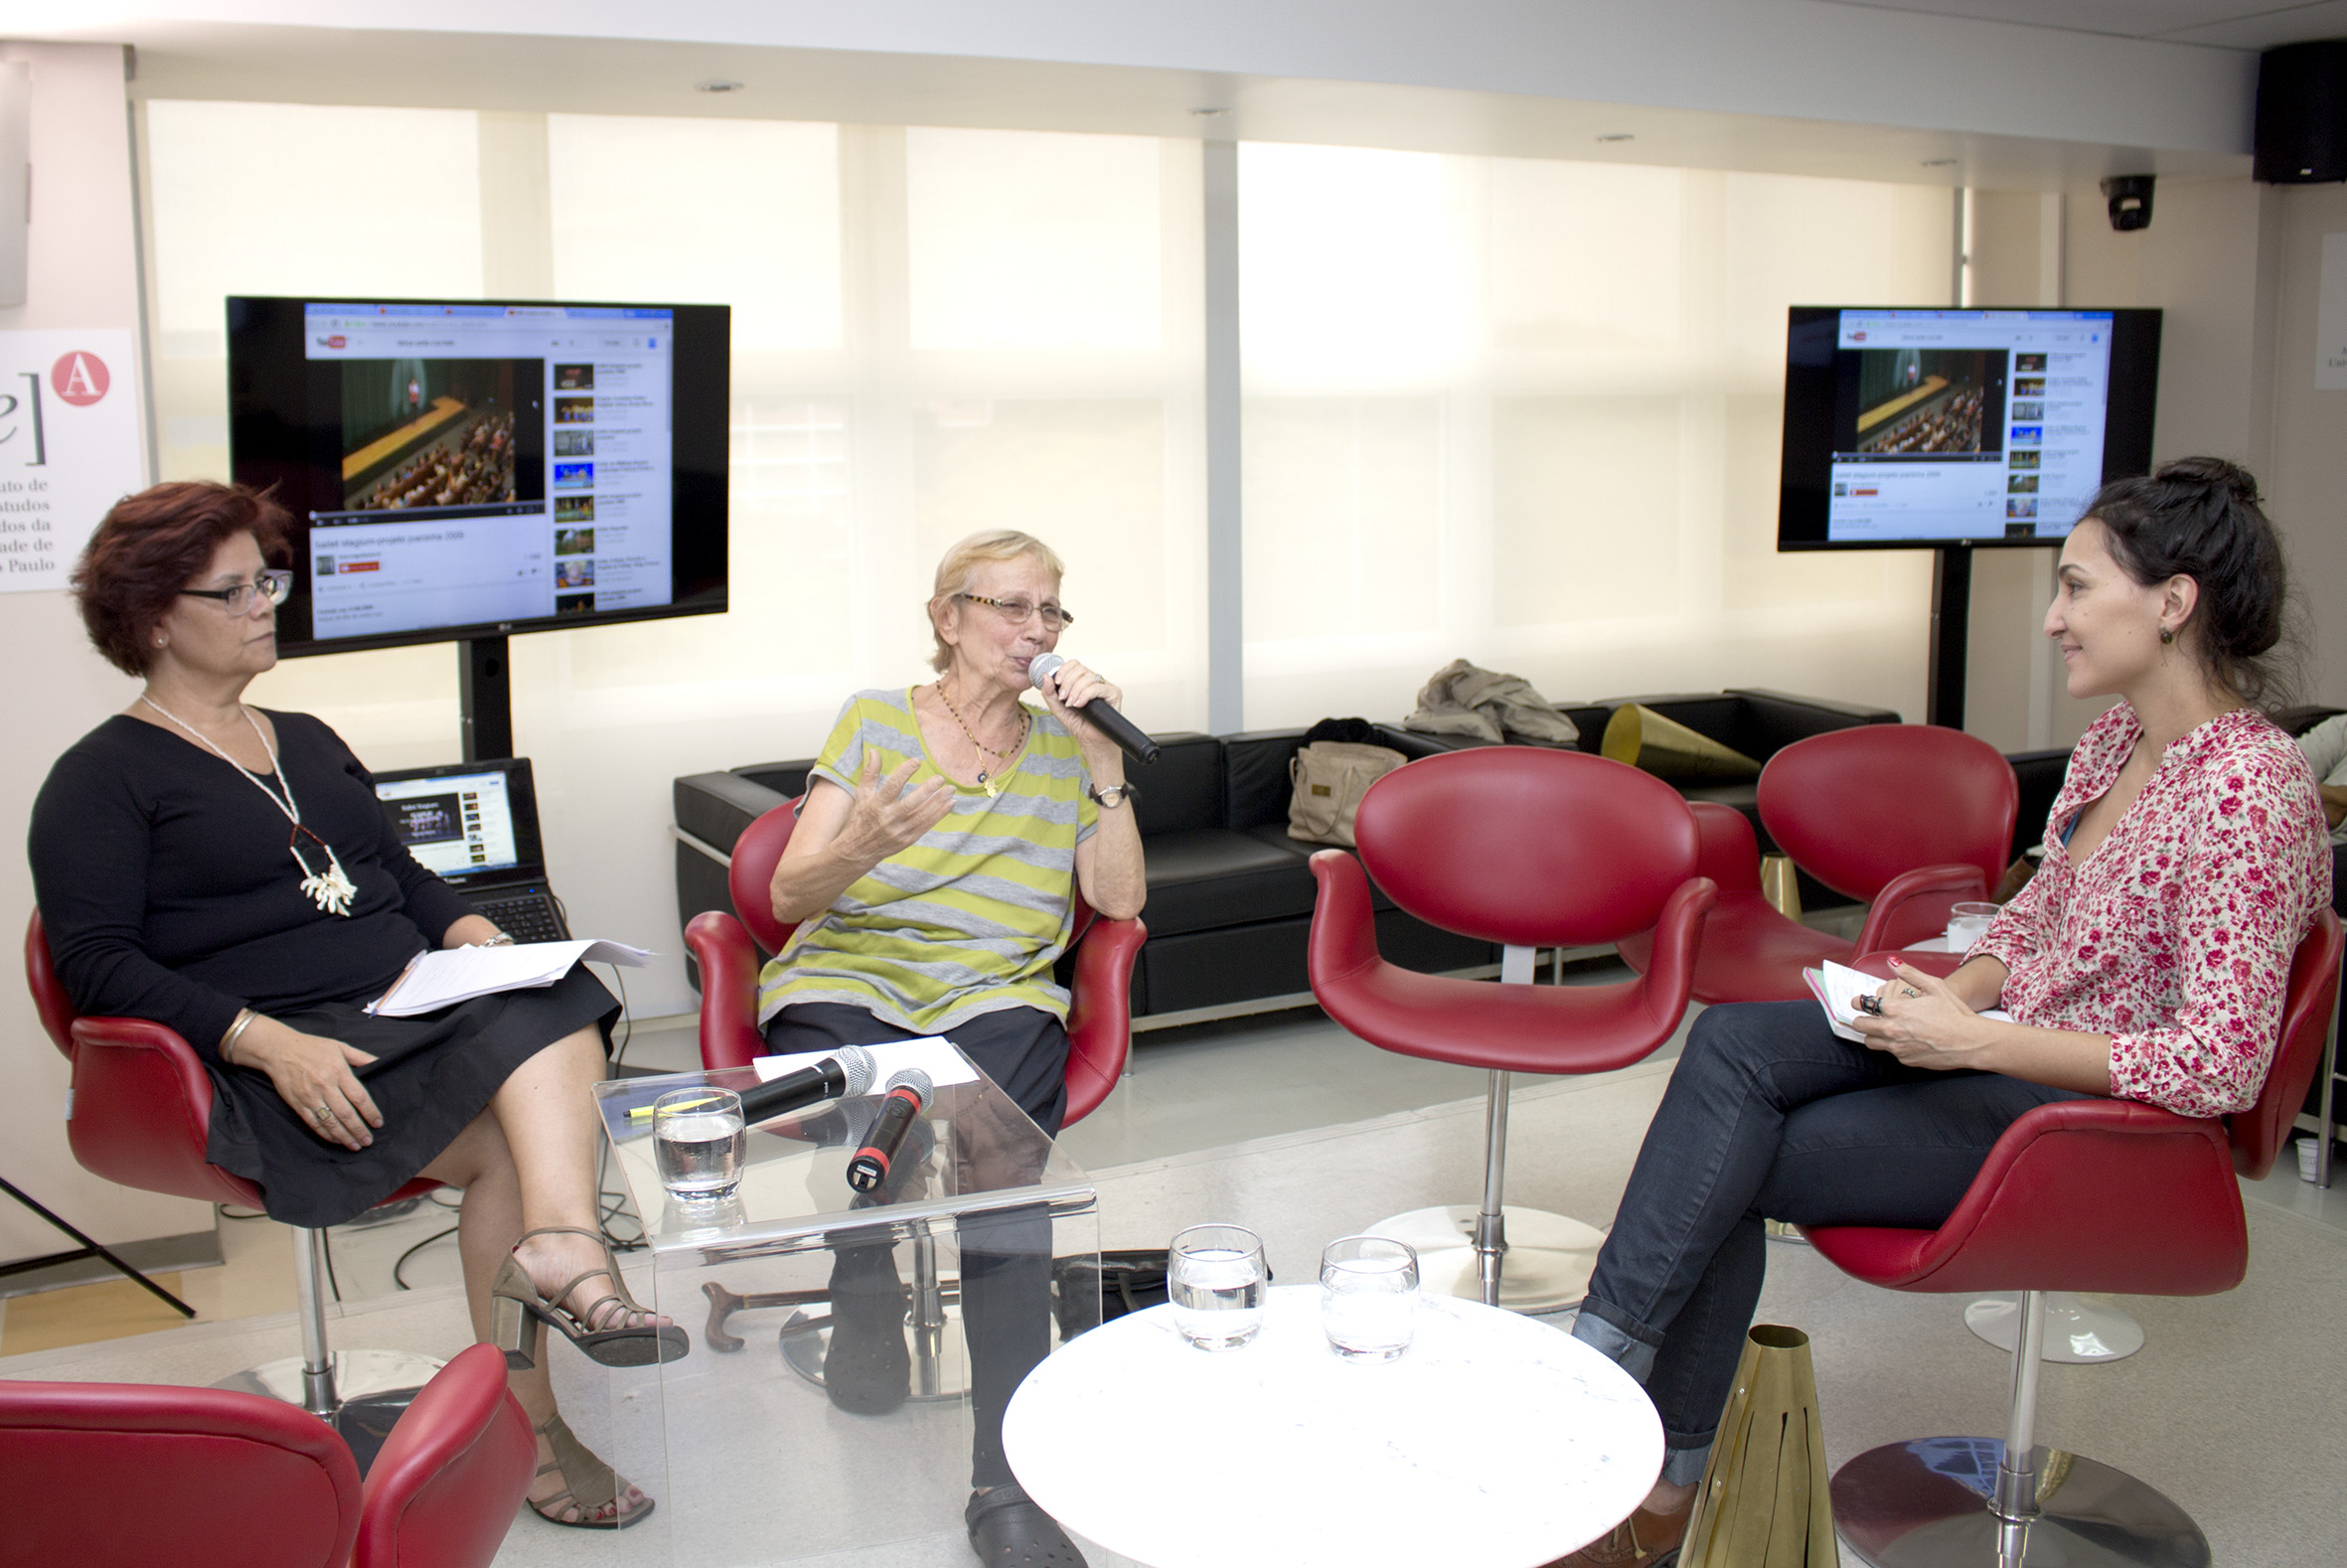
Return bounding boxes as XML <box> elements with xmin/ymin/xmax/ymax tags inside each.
<box><xmin>1803</xmin><ymin>957</ymin><xmax>2012</xmax><ymax>1043</ymax></box>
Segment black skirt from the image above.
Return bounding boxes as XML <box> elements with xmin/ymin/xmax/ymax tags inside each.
<box><xmin>204</xmin><ymin>967</ymin><xmax>618</xmax><ymax>1228</ymax></box>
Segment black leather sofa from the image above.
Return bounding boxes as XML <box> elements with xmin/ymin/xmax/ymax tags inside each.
<box><xmin>671</xmin><ymin>687</ymin><xmax>1901</xmax><ymax>1024</ymax></box>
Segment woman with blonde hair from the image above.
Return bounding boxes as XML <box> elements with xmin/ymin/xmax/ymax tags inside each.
<box><xmin>758</xmin><ymin>528</ymin><xmax>1145</xmax><ymax>1567</ymax></box>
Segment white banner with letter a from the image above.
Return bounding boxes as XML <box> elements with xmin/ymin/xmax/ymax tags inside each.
<box><xmin>0</xmin><ymin>328</ymin><xmax>144</xmax><ymax>594</ymax></box>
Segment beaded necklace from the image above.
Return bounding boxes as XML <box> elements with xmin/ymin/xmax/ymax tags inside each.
<box><xmin>139</xmin><ymin>696</ymin><xmax>358</xmax><ymax>916</ymax></box>
<box><xmin>934</xmin><ymin>680</ymin><xmax>1029</xmax><ymax>799</ymax></box>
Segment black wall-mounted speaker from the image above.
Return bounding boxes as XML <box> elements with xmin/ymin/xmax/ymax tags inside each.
<box><xmin>2257</xmin><ymin>40</ymin><xmax>2347</xmax><ymax>184</ymax></box>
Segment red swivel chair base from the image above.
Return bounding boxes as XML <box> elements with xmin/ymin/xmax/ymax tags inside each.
<box><xmin>1362</xmin><ymin>949</ymin><xmax>1610</xmax><ymax>1312</ymax></box>
<box><xmin>1829</xmin><ymin>1294</ymin><xmax>2205</xmax><ymax>1568</ymax></box>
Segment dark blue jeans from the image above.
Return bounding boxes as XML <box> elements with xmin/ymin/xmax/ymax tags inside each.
<box><xmin>1571</xmin><ymin>1000</ymin><xmax>2085</xmax><ymax>1484</ymax></box>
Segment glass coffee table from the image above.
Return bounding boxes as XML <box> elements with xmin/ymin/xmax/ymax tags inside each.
<box><xmin>591</xmin><ymin>1048</ymin><xmax>1099</xmax><ymax>1565</ymax></box>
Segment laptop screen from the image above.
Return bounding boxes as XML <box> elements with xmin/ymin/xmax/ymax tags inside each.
<box><xmin>372</xmin><ymin>758</ymin><xmax>545</xmax><ymax>884</ymax></box>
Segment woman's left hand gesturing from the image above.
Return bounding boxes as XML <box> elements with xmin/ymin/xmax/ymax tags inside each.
<box><xmin>1035</xmin><ymin>657</ymin><xmax>1124</xmax><ymax>761</ymax></box>
<box><xmin>1847</xmin><ymin>959</ymin><xmax>1992</xmax><ymax>1072</ymax></box>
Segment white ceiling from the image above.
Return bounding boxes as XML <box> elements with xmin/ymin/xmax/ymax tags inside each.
<box><xmin>1826</xmin><ymin>0</ymin><xmax>2347</xmax><ymax>49</ymax></box>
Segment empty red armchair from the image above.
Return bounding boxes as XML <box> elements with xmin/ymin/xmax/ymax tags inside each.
<box><xmin>1621</xmin><ymin>722</ymin><xmax>2016</xmax><ymax>1003</ymax></box>
<box><xmin>25</xmin><ymin>911</ymin><xmax>443</xmax><ymax>1469</ymax></box>
<box><xmin>683</xmin><ymin>798</ymin><xmax>1146</xmax><ymax>1125</ymax></box>
<box><xmin>1307</xmin><ymin>748</ymin><xmax>1714</xmax><ymax>1309</ymax></box>
<box><xmin>1811</xmin><ymin>911</ymin><xmax>2342</xmax><ymax>1566</ymax></box>
<box><xmin>0</xmin><ymin>1342</ymin><xmax>534</xmax><ymax>1568</ymax></box>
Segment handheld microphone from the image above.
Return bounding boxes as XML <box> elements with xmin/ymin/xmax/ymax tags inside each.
<box><xmin>738</xmin><ymin>1044</ymin><xmax>875</xmax><ymax>1127</ymax></box>
<box><xmin>1029</xmin><ymin>652</ymin><xmax>1160</xmax><ymax>765</ymax></box>
<box><xmin>846</xmin><ymin>1067</ymin><xmax>933</xmax><ymax>1193</ymax></box>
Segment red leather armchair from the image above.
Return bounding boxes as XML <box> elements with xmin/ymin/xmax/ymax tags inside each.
<box><xmin>682</xmin><ymin>799</ymin><xmax>1147</xmax><ymax>1126</ymax></box>
<box><xmin>25</xmin><ymin>912</ymin><xmax>443</xmax><ymax>1470</ymax></box>
<box><xmin>1307</xmin><ymin>748</ymin><xmax>1715</xmax><ymax>1309</ymax></box>
<box><xmin>0</xmin><ymin>1342</ymin><xmax>533</xmax><ymax>1568</ymax></box>
<box><xmin>1620</xmin><ymin>723</ymin><xmax>2016</xmax><ymax>1003</ymax></box>
<box><xmin>1811</xmin><ymin>910</ymin><xmax>2342</xmax><ymax>1566</ymax></box>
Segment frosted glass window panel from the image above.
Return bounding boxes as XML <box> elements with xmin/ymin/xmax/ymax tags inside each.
<box><xmin>1239</xmin><ymin>144</ymin><xmax>1477</xmax><ymax>389</ymax></box>
<box><xmin>912</xmin><ymin>399</ymin><xmax>1168</xmax><ymax>661</ymax></box>
<box><xmin>144</xmin><ymin>101</ymin><xmax>483</xmax><ymax>353</ymax></box>
<box><xmin>1242</xmin><ymin>397</ymin><xmax>1445</xmax><ymax>644</ymax></box>
<box><xmin>1491</xmin><ymin>397</ymin><xmax>1681</xmax><ymax>629</ymax></box>
<box><xmin>1488</xmin><ymin>160</ymin><xmax>1685</xmax><ymax>357</ymax></box>
<box><xmin>1717</xmin><ymin>174</ymin><xmax>1955</xmax><ymax>375</ymax></box>
<box><xmin>548</xmin><ymin>115</ymin><xmax>842</xmax><ymax>353</ymax></box>
<box><xmin>905</xmin><ymin>129</ymin><xmax>1162</xmax><ymax>352</ymax></box>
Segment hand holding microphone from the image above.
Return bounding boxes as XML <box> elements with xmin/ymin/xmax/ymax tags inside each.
<box><xmin>847</xmin><ymin>1067</ymin><xmax>933</xmax><ymax>1192</ymax></box>
<box><xmin>1029</xmin><ymin>652</ymin><xmax>1159</xmax><ymax>765</ymax></box>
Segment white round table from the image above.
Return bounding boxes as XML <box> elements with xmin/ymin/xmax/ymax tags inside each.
<box><xmin>1002</xmin><ymin>1285</ymin><xmax>1663</xmax><ymax>1568</ymax></box>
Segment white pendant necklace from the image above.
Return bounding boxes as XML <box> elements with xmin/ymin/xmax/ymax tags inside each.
<box><xmin>140</xmin><ymin>695</ymin><xmax>359</xmax><ymax>917</ymax></box>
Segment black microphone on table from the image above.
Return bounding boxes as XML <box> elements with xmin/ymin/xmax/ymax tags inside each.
<box><xmin>738</xmin><ymin>1043</ymin><xmax>876</xmax><ymax>1127</ymax></box>
<box><xmin>846</xmin><ymin>1068</ymin><xmax>933</xmax><ymax>1192</ymax></box>
<box><xmin>1028</xmin><ymin>652</ymin><xmax>1160</xmax><ymax>765</ymax></box>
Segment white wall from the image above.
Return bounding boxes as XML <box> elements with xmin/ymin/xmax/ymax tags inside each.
<box><xmin>0</xmin><ymin>42</ymin><xmax>204</xmax><ymax>1264</ymax></box>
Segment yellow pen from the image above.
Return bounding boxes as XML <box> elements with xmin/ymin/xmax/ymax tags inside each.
<box><xmin>626</xmin><ymin>1095</ymin><xmax>725</xmax><ymax>1120</ymax></box>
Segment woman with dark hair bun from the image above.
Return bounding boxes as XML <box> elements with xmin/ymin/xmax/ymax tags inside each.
<box><xmin>30</xmin><ymin>481</ymin><xmax>682</xmax><ymax>1530</ymax></box>
<box><xmin>1547</xmin><ymin>456</ymin><xmax>2330</xmax><ymax>1568</ymax></box>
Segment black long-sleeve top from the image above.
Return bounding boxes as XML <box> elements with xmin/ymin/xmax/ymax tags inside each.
<box><xmin>29</xmin><ymin>711</ymin><xmax>473</xmax><ymax>1062</ymax></box>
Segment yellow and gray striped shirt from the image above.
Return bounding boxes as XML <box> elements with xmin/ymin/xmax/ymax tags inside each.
<box><xmin>755</xmin><ymin>689</ymin><xmax>1099</xmax><ymax>1034</ymax></box>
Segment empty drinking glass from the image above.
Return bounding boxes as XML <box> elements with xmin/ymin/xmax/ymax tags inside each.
<box><xmin>1168</xmin><ymin>1223</ymin><xmax>1267</xmax><ymax>1350</ymax></box>
<box><xmin>1321</xmin><ymin>1235</ymin><xmax>1420</xmax><ymax>1361</ymax></box>
<box><xmin>1946</xmin><ymin>900</ymin><xmax>1999</xmax><ymax>951</ymax></box>
<box><xmin>653</xmin><ymin>1086</ymin><xmax>746</xmax><ymax>1201</ymax></box>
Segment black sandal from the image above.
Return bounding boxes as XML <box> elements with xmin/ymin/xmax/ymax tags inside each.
<box><xmin>966</xmin><ymin>1483</ymin><xmax>1087</xmax><ymax>1567</ymax></box>
<box><xmin>490</xmin><ymin>1225</ymin><xmax>689</xmax><ymax>1369</ymax></box>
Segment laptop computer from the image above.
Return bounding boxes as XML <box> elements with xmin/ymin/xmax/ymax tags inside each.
<box><xmin>371</xmin><ymin>757</ymin><xmax>571</xmax><ymax>944</ymax></box>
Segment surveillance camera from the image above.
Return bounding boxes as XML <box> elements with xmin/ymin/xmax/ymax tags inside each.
<box><xmin>2102</xmin><ymin>175</ymin><xmax>2155</xmax><ymax>232</ymax></box>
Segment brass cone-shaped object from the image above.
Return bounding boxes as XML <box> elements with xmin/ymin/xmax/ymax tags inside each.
<box><xmin>1678</xmin><ymin>1325</ymin><xmax>1838</xmax><ymax>1568</ymax></box>
<box><xmin>1600</xmin><ymin>705</ymin><xmax>1763</xmax><ymax>783</ymax></box>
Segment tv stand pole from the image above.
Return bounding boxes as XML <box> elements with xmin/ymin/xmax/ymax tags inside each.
<box><xmin>1926</xmin><ymin>547</ymin><xmax>1971</xmax><ymax>729</ymax></box>
<box><xmin>459</xmin><ymin>635</ymin><xmax>513</xmax><ymax>763</ymax></box>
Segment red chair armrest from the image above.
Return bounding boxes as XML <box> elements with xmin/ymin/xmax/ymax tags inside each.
<box><xmin>687</xmin><ymin>910</ymin><xmax>767</xmax><ymax>1071</ymax></box>
<box><xmin>1636</xmin><ymin>875</ymin><xmax>1718</xmax><ymax>1029</ymax></box>
<box><xmin>1307</xmin><ymin>851</ymin><xmax>1381</xmax><ymax>984</ymax></box>
<box><xmin>1851</xmin><ymin>862</ymin><xmax>1985</xmax><ymax>956</ymax></box>
<box><xmin>67</xmin><ymin>1016</ymin><xmax>260</xmax><ymax>1208</ymax></box>
<box><xmin>356</xmin><ymin>1343</ymin><xmax>535</xmax><ymax>1568</ymax></box>
<box><xmin>1805</xmin><ymin>1097</ymin><xmax>2246</xmax><ymax>1296</ymax></box>
<box><xmin>1064</xmin><ymin>915</ymin><xmax>1146</xmax><ymax>1127</ymax></box>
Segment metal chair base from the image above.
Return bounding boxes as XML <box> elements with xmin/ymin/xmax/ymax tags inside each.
<box><xmin>214</xmin><ymin>1348</ymin><xmax>442</xmax><ymax>1473</ymax></box>
<box><xmin>1832</xmin><ymin>1438</ymin><xmax>2209</xmax><ymax>1567</ymax></box>
<box><xmin>779</xmin><ymin>1301</ymin><xmax>971</xmax><ymax>1404</ymax></box>
<box><xmin>1368</xmin><ymin>1204</ymin><xmax>1605</xmax><ymax>1313</ymax></box>
<box><xmin>1964</xmin><ymin>1291</ymin><xmax>2144</xmax><ymax>1363</ymax></box>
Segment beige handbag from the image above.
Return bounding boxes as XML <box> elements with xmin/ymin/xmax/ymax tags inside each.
<box><xmin>1287</xmin><ymin>741</ymin><xmax>1408</xmax><ymax>847</ymax></box>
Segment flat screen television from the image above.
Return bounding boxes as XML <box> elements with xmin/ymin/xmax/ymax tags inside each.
<box><xmin>1777</xmin><ymin>306</ymin><xmax>2160</xmax><ymax>551</ymax></box>
<box><xmin>228</xmin><ymin>296</ymin><xmax>728</xmax><ymax>655</ymax></box>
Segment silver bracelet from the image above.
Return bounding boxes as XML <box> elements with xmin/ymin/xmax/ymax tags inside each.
<box><xmin>222</xmin><ymin>1008</ymin><xmax>258</xmax><ymax>1065</ymax></box>
<box><xmin>478</xmin><ymin>932</ymin><xmax>515</xmax><ymax>947</ymax></box>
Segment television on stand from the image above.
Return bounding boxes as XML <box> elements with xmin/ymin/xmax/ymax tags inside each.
<box><xmin>228</xmin><ymin>295</ymin><xmax>729</xmax><ymax>758</ymax></box>
<box><xmin>1775</xmin><ymin>306</ymin><xmax>2160</xmax><ymax>726</ymax></box>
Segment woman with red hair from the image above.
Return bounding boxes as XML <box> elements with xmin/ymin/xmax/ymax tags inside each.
<box><xmin>31</xmin><ymin>481</ymin><xmax>675</xmax><ymax>1531</ymax></box>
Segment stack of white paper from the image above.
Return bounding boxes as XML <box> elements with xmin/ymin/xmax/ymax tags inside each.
<box><xmin>371</xmin><ymin>940</ymin><xmax>653</xmax><ymax>1018</ymax></box>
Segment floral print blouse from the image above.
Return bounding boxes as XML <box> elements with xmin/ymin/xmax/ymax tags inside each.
<box><xmin>1972</xmin><ymin>704</ymin><xmax>2330</xmax><ymax>1118</ymax></box>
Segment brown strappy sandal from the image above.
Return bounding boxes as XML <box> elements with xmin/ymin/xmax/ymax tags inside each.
<box><xmin>528</xmin><ymin>1410</ymin><xmax>655</xmax><ymax>1530</ymax></box>
<box><xmin>490</xmin><ymin>1225</ymin><xmax>689</xmax><ymax>1368</ymax></box>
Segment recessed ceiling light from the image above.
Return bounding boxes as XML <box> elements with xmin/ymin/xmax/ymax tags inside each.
<box><xmin>696</xmin><ymin>79</ymin><xmax>745</xmax><ymax>94</ymax></box>
<box><xmin>1191</xmin><ymin>106</ymin><xmax>1227</xmax><ymax>117</ymax></box>
<box><xmin>1597</xmin><ymin>133</ymin><xmax>1635</xmax><ymax>143</ymax></box>
<box><xmin>1923</xmin><ymin>158</ymin><xmax>1958</xmax><ymax>167</ymax></box>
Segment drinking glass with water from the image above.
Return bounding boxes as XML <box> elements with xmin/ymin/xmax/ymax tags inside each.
<box><xmin>653</xmin><ymin>1086</ymin><xmax>746</xmax><ymax>1201</ymax></box>
<box><xmin>1945</xmin><ymin>899</ymin><xmax>1999</xmax><ymax>952</ymax></box>
<box><xmin>1321</xmin><ymin>1235</ymin><xmax>1419</xmax><ymax>1361</ymax></box>
<box><xmin>1168</xmin><ymin>1223</ymin><xmax>1267</xmax><ymax>1350</ymax></box>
